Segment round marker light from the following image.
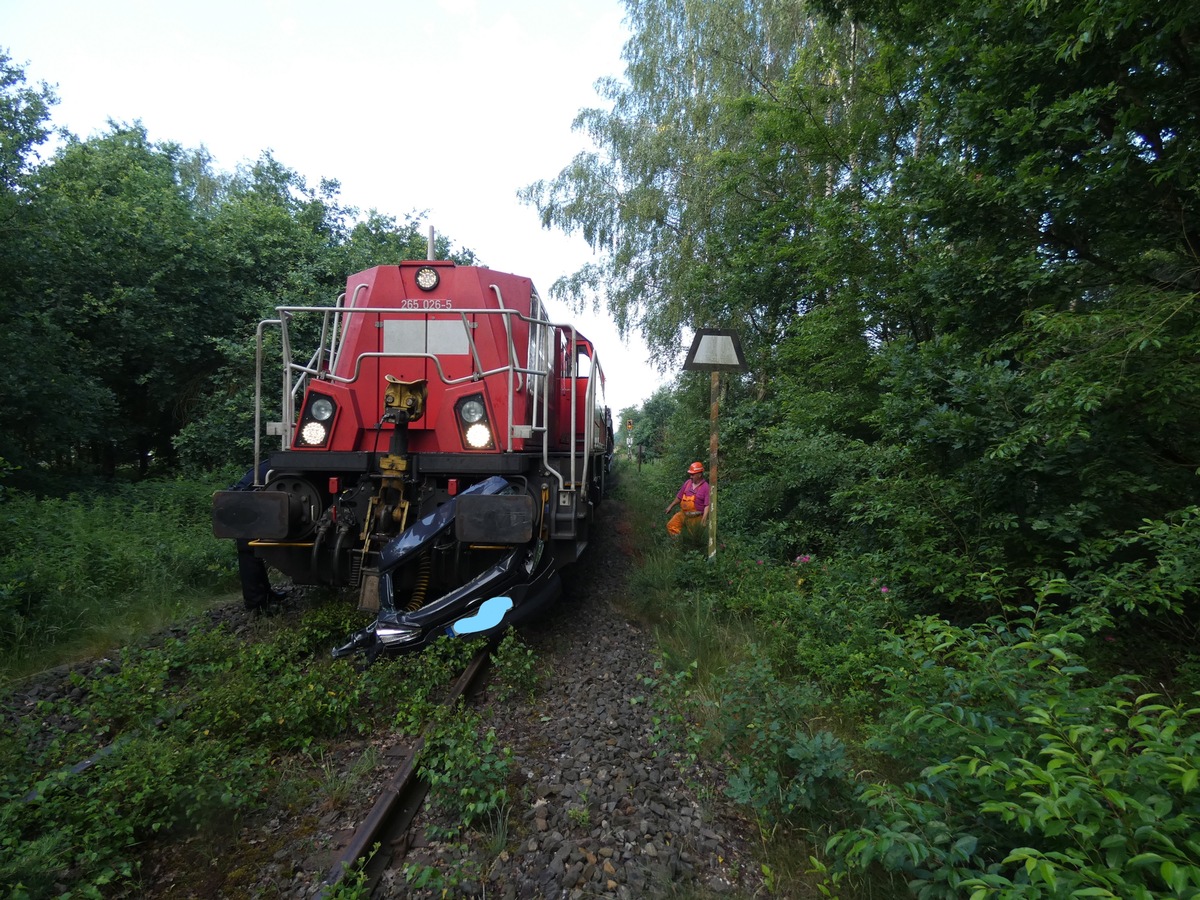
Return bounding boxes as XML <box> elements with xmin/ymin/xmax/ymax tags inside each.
<box><xmin>465</xmin><ymin>423</ymin><xmax>492</xmax><ymax>449</ymax></box>
<box><xmin>415</xmin><ymin>266</ymin><xmax>439</xmax><ymax>291</ymax></box>
<box><xmin>309</xmin><ymin>397</ymin><xmax>334</xmax><ymax>421</ymax></box>
<box><xmin>301</xmin><ymin>421</ymin><xmax>327</xmax><ymax>445</ymax></box>
<box><xmin>460</xmin><ymin>399</ymin><xmax>486</xmax><ymax>424</ymax></box>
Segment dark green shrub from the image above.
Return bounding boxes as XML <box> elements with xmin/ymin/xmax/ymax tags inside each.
<box><xmin>1058</xmin><ymin>506</ymin><xmax>1200</xmax><ymax>618</ymax></box>
<box><xmin>703</xmin><ymin>550</ymin><xmax>909</xmax><ymax>717</ymax></box>
<box><xmin>0</xmin><ymin>606</ymin><xmax>489</xmax><ymax>897</ymax></box>
<box><xmin>698</xmin><ymin>653</ymin><xmax>856</xmax><ymax>829</ymax></box>
<box><xmin>0</xmin><ymin>476</ymin><xmax>231</xmax><ymax>668</ymax></box>
<box><xmin>827</xmin><ymin>612</ymin><xmax>1200</xmax><ymax>898</ymax></box>
<box><xmin>419</xmin><ymin>704</ymin><xmax>512</xmax><ymax>837</ymax></box>
<box><xmin>3</xmin><ymin>724</ymin><xmax>268</xmax><ymax>897</ymax></box>
<box><xmin>490</xmin><ymin>630</ymin><xmax>540</xmax><ymax>702</ymax></box>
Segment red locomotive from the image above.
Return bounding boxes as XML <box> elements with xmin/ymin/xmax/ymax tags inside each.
<box><xmin>213</xmin><ymin>258</ymin><xmax>613</xmax><ymax>655</ymax></box>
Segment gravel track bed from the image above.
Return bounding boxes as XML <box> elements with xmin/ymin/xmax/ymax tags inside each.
<box><xmin>390</xmin><ymin>494</ymin><xmax>763</xmax><ymax>899</ymax></box>
<box><xmin>3</xmin><ymin>490</ymin><xmax>763</xmax><ymax>898</ymax></box>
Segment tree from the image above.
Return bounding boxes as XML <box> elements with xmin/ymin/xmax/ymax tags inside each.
<box><xmin>522</xmin><ymin>0</ymin><xmax>873</xmax><ymax>371</ymax></box>
<box><xmin>18</xmin><ymin>124</ymin><xmax>225</xmax><ymax>474</ymax></box>
<box><xmin>829</xmin><ymin>0</ymin><xmax>1200</xmax><ymax>560</ymax></box>
<box><xmin>627</xmin><ymin>384</ymin><xmax>680</xmax><ymax>460</ymax></box>
<box><xmin>0</xmin><ymin>51</ymin><xmax>105</xmax><ymax>474</ymax></box>
<box><xmin>337</xmin><ymin>211</ymin><xmax>477</xmax><ymax>276</ymax></box>
<box><xmin>174</xmin><ymin>155</ymin><xmax>355</xmax><ymax>470</ymax></box>
<box><xmin>0</xmin><ymin>48</ymin><xmax>55</xmax><ymax>192</ymax></box>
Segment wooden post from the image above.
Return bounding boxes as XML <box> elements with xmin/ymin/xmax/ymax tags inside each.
<box><xmin>708</xmin><ymin>370</ymin><xmax>719</xmax><ymax>559</ymax></box>
<box><xmin>682</xmin><ymin>329</ymin><xmax>747</xmax><ymax>561</ymax></box>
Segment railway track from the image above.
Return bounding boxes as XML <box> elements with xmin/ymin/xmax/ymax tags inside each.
<box><xmin>4</xmin><ymin>491</ymin><xmax>763</xmax><ymax>897</ymax></box>
<box><xmin>320</xmin><ymin>644</ymin><xmax>494</xmax><ymax>896</ymax></box>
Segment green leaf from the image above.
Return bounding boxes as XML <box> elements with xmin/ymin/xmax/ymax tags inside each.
<box><xmin>1181</xmin><ymin>768</ymin><xmax>1198</xmax><ymax>794</ymax></box>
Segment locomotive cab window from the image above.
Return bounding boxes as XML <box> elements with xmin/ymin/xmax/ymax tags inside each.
<box><xmin>574</xmin><ymin>344</ymin><xmax>594</xmax><ymax>378</ymax></box>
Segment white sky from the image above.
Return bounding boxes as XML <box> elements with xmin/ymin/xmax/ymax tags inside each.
<box><xmin>1</xmin><ymin>0</ymin><xmax>667</xmax><ymax>414</ymax></box>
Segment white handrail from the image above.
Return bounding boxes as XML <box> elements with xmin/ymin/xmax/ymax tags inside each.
<box><xmin>256</xmin><ymin>297</ymin><xmax>605</xmax><ymax>501</ymax></box>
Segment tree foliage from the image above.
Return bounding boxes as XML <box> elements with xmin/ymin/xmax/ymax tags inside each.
<box><xmin>563</xmin><ymin>0</ymin><xmax>1200</xmax><ymax>594</ymax></box>
<box><xmin>598</xmin><ymin>1</ymin><xmax>1200</xmax><ymax>890</ymax></box>
<box><xmin>0</xmin><ymin>51</ymin><xmax>478</xmax><ymax>479</ymax></box>
<box><xmin>522</xmin><ymin>0</ymin><xmax>878</xmax><ymax>375</ymax></box>
<box><xmin>19</xmin><ymin>125</ymin><xmax>227</xmax><ymax>472</ymax></box>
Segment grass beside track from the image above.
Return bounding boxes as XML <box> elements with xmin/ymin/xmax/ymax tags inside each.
<box><xmin>610</xmin><ymin>458</ymin><xmax>1200</xmax><ymax>899</ymax></box>
<box><xmin>10</xmin><ymin>462</ymin><xmax>1197</xmax><ymax>897</ymax></box>
<box><xmin>0</xmin><ymin>474</ymin><xmax>238</xmax><ymax>683</ymax></box>
<box><xmin>608</xmin><ymin>459</ymin><xmax>854</xmax><ymax>898</ymax></box>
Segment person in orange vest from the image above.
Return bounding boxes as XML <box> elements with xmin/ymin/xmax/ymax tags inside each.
<box><xmin>665</xmin><ymin>461</ymin><xmax>710</xmax><ymax>535</ymax></box>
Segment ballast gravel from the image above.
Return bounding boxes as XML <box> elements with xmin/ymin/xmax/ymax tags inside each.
<box><xmin>381</xmin><ymin>491</ymin><xmax>763</xmax><ymax>899</ymax></box>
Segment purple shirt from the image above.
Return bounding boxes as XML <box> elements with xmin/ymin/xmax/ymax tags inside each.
<box><xmin>676</xmin><ymin>478</ymin><xmax>710</xmax><ymax>513</ymax></box>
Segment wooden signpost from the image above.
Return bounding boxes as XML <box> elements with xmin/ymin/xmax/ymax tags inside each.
<box><xmin>682</xmin><ymin>329</ymin><xmax>748</xmax><ymax>558</ymax></box>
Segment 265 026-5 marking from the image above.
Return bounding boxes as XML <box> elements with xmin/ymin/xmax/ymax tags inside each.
<box><xmin>399</xmin><ymin>297</ymin><xmax>454</xmax><ymax>310</ymax></box>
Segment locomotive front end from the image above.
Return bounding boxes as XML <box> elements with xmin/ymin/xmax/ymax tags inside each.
<box><xmin>213</xmin><ymin>259</ymin><xmax>611</xmax><ymax>655</ymax></box>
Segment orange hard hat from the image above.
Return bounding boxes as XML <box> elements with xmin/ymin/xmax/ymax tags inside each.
<box><xmin>687</xmin><ymin>462</ymin><xmax>704</xmax><ymax>474</ymax></box>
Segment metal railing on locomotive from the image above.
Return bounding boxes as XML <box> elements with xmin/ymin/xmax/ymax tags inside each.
<box><xmin>249</xmin><ymin>284</ymin><xmax>605</xmax><ymax>509</ymax></box>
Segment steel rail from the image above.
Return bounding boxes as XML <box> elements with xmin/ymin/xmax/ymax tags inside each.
<box><xmin>319</xmin><ymin>644</ymin><xmax>493</xmax><ymax>895</ymax></box>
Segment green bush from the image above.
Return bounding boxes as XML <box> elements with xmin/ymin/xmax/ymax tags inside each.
<box><xmin>2</xmin><ymin>689</ymin><xmax>270</xmax><ymax>898</ymax></box>
<box><xmin>827</xmin><ymin>611</ymin><xmax>1200</xmax><ymax>898</ymax></box>
<box><xmin>0</xmin><ymin>602</ymin><xmax>476</xmax><ymax>897</ymax></box>
<box><xmin>721</xmin><ymin>681</ymin><xmax>856</xmax><ymax>828</ymax></box>
<box><xmin>663</xmin><ymin>649</ymin><xmax>857</xmax><ymax>831</ymax></box>
<box><xmin>699</xmin><ymin>549</ymin><xmax>909</xmax><ymax>717</ymax></box>
<box><xmin>725</xmin><ymin>425</ymin><xmax>871</xmax><ymax>562</ymax></box>
<box><xmin>490</xmin><ymin>630</ymin><xmax>540</xmax><ymax>702</ymax></box>
<box><xmin>419</xmin><ymin>703</ymin><xmax>512</xmax><ymax>837</ymax></box>
<box><xmin>1058</xmin><ymin>506</ymin><xmax>1200</xmax><ymax>619</ymax></box>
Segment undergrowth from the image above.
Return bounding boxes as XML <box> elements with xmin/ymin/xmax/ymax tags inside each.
<box><xmin>624</xmin><ymin>459</ymin><xmax>1200</xmax><ymax>899</ymax></box>
<box><xmin>0</xmin><ymin>599</ymin><xmax>493</xmax><ymax>899</ymax></box>
<box><xmin>0</xmin><ymin>475</ymin><xmax>235</xmax><ymax>679</ymax></box>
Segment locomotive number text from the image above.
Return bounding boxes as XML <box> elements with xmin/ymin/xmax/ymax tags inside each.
<box><xmin>400</xmin><ymin>298</ymin><xmax>454</xmax><ymax>310</ymax></box>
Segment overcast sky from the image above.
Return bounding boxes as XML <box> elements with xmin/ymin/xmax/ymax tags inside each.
<box><xmin>2</xmin><ymin>0</ymin><xmax>666</xmax><ymax>414</ymax></box>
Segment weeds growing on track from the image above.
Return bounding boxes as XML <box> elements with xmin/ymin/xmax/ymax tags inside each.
<box><xmin>0</xmin><ymin>598</ymin><xmax>507</xmax><ymax>898</ymax></box>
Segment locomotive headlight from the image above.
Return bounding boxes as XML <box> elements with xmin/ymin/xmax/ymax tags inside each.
<box><xmin>465</xmin><ymin>423</ymin><xmax>492</xmax><ymax>449</ymax></box>
<box><xmin>301</xmin><ymin>421</ymin><xmax>327</xmax><ymax>445</ymax></box>
<box><xmin>414</xmin><ymin>266</ymin><xmax>440</xmax><ymax>292</ymax></box>
<box><xmin>460</xmin><ymin>399</ymin><xmax>486</xmax><ymax>424</ymax></box>
<box><xmin>456</xmin><ymin>394</ymin><xmax>494</xmax><ymax>449</ymax></box>
<box><xmin>295</xmin><ymin>392</ymin><xmax>336</xmax><ymax>448</ymax></box>
<box><xmin>310</xmin><ymin>397</ymin><xmax>335</xmax><ymax>421</ymax></box>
